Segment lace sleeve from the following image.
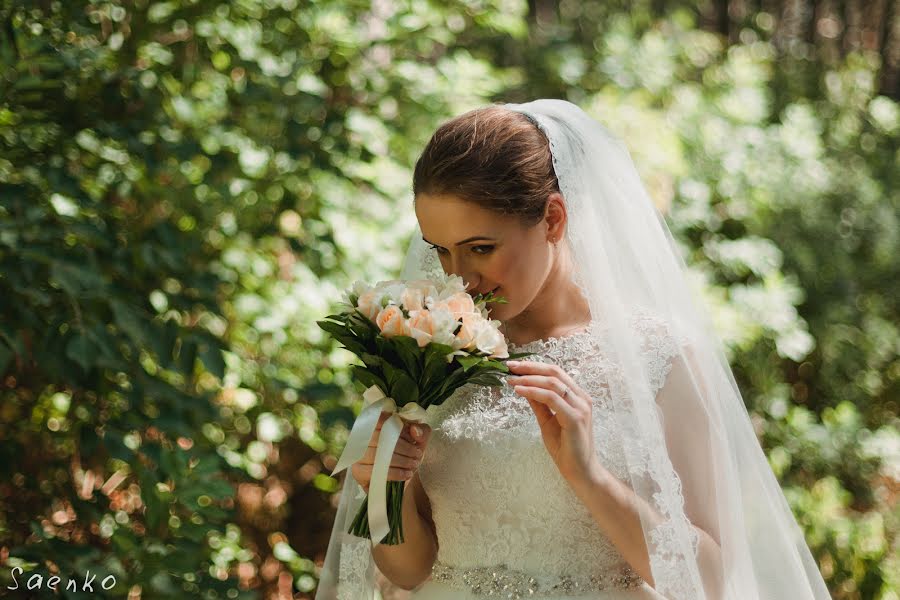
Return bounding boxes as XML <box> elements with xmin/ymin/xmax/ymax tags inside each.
<box><xmin>649</xmin><ymin>315</ymin><xmax>726</xmax><ymax>598</ymax></box>
<box><xmin>629</xmin><ymin>307</ymin><xmax>693</xmax><ymax>398</ymax></box>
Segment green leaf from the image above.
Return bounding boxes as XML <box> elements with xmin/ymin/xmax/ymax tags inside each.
<box><xmin>65</xmin><ymin>331</ymin><xmax>95</xmax><ymax>372</ymax></box>
<box><xmin>111</xmin><ymin>299</ymin><xmax>149</xmax><ymax>345</ymax></box>
<box><xmin>389</xmin><ymin>370</ymin><xmax>418</xmax><ymax>405</ymax></box>
<box><xmin>199</xmin><ymin>344</ymin><xmax>226</xmax><ymax>379</ymax></box>
<box><xmin>392</xmin><ymin>335</ymin><xmax>422</xmax><ymax>380</ymax></box>
<box><xmin>103</xmin><ymin>430</ymin><xmax>133</xmax><ymax>462</ymax></box>
<box><xmin>316</xmin><ymin>319</ymin><xmax>349</xmax><ymax>339</ymax></box>
<box><xmin>456</xmin><ymin>355</ymin><xmax>483</xmax><ymax>372</ymax></box>
<box><xmin>351</xmin><ymin>365</ymin><xmax>386</xmax><ymax>393</ymax></box>
<box><xmin>0</xmin><ymin>340</ymin><xmax>13</xmax><ymax>376</ymax></box>
<box><xmin>177</xmin><ymin>338</ymin><xmax>198</xmax><ymax>375</ymax></box>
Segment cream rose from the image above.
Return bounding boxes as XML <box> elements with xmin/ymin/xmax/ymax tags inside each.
<box><xmin>375</xmin><ymin>305</ymin><xmax>408</xmax><ymax>338</ymax></box>
<box><xmin>472</xmin><ymin>318</ymin><xmax>509</xmax><ymax>359</ymax></box>
<box><xmin>376</xmin><ymin>280</ymin><xmax>407</xmax><ymax>307</ymax></box>
<box><xmin>427</xmin><ymin>306</ymin><xmax>461</xmax><ymax>346</ymax></box>
<box><xmin>440</xmin><ymin>274</ymin><xmax>469</xmax><ymax>297</ymax></box>
<box><xmin>357</xmin><ymin>289</ymin><xmax>386</xmax><ymax>322</ymax></box>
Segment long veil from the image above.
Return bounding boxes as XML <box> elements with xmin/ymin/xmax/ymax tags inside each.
<box><xmin>315</xmin><ymin>99</ymin><xmax>831</xmax><ymax>600</ymax></box>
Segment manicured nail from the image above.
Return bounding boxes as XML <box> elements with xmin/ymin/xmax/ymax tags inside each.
<box><xmin>412</xmin><ymin>426</ymin><xmax>422</xmax><ymax>437</ymax></box>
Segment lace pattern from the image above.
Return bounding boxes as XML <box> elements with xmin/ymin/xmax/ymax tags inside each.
<box><xmin>418</xmin><ymin>306</ymin><xmax>688</xmax><ymax>590</ymax></box>
<box><xmin>521</xmin><ymin>107</ymin><xmax>704</xmax><ymax>600</ymax></box>
<box><xmin>337</xmin><ymin>538</ymin><xmax>371</xmax><ymax>600</ymax></box>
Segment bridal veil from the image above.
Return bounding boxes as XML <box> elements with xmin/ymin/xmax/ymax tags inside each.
<box><xmin>315</xmin><ymin>98</ymin><xmax>831</xmax><ymax>600</ymax></box>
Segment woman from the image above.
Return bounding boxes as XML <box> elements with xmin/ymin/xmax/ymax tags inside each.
<box><xmin>315</xmin><ymin>99</ymin><xmax>831</xmax><ymax>600</ymax></box>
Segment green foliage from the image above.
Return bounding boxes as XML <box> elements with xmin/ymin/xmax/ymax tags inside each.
<box><xmin>0</xmin><ymin>0</ymin><xmax>895</xmax><ymax>598</ymax></box>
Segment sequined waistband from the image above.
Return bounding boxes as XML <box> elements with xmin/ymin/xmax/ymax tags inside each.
<box><xmin>429</xmin><ymin>560</ymin><xmax>644</xmax><ymax>598</ymax></box>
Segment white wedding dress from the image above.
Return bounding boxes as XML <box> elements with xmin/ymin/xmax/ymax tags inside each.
<box><xmin>408</xmin><ymin>306</ymin><xmax>685</xmax><ymax>600</ymax></box>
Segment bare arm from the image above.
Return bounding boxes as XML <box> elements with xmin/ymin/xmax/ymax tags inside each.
<box><xmin>371</xmin><ymin>470</ymin><xmax>439</xmax><ymax>590</ymax></box>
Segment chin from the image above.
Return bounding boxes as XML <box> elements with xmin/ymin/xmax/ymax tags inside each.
<box><xmin>485</xmin><ymin>303</ymin><xmax>505</xmax><ymax>319</ymax></box>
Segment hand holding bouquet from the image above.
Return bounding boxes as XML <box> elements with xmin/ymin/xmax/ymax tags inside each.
<box><xmin>317</xmin><ymin>273</ymin><xmax>531</xmax><ymax>546</ymax></box>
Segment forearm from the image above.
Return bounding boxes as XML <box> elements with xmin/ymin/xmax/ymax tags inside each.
<box><xmin>371</xmin><ymin>480</ymin><xmax>438</xmax><ymax>590</ymax></box>
<box><xmin>568</xmin><ymin>463</ymin><xmax>722</xmax><ymax>595</ymax></box>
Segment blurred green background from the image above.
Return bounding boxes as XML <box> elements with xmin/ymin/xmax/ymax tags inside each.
<box><xmin>0</xmin><ymin>0</ymin><xmax>897</xmax><ymax>598</ymax></box>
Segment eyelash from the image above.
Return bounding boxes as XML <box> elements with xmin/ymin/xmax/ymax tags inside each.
<box><xmin>428</xmin><ymin>244</ymin><xmax>494</xmax><ymax>255</ymax></box>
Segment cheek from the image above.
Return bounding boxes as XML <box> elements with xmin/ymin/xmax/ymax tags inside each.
<box><xmin>500</xmin><ymin>243</ymin><xmax>547</xmax><ymax>292</ymax></box>
<box><xmin>487</xmin><ymin>254</ymin><xmax>516</xmax><ymax>285</ymax></box>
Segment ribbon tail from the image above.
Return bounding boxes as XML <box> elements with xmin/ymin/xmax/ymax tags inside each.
<box><xmin>368</xmin><ymin>413</ymin><xmax>403</xmax><ymax>545</ymax></box>
<box><xmin>331</xmin><ymin>397</ymin><xmax>392</xmax><ymax>477</ymax></box>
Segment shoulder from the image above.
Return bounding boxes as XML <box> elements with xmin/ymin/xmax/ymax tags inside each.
<box><xmin>627</xmin><ymin>305</ymin><xmax>692</xmax><ymax>348</ymax></box>
<box><xmin>626</xmin><ymin>306</ymin><xmax>693</xmax><ymax>393</ymax></box>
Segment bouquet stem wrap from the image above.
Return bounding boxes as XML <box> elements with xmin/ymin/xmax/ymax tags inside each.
<box><xmin>330</xmin><ymin>384</ymin><xmax>435</xmax><ymax>546</ymax></box>
<box><xmin>317</xmin><ymin>274</ymin><xmax>523</xmax><ymax>545</ymax></box>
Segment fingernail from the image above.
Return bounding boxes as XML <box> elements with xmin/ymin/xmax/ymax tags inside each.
<box><xmin>412</xmin><ymin>426</ymin><xmax>422</xmax><ymax>437</ymax></box>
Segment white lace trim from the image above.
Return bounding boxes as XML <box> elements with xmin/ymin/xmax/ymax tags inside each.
<box><xmin>419</xmin><ymin>306</ymin><xmax>694</xmax><ymax>589</ymax></box>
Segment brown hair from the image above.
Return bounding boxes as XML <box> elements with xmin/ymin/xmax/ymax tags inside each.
<box><xmin>412</xmin><ymin>105</ymin><xmax>559</xmax><ymax>228</ymax></box>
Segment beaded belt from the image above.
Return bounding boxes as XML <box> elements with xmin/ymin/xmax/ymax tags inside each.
<box><xmin>430</xmin><ymin>560</ymin><xmax>644</xmax><ymax>598</ymax></box>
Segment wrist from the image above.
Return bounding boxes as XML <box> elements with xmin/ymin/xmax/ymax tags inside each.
<box><xmin>569</xmin><ymin>460</ymin><xmax>614</xmax><ymax>500</ymax></box>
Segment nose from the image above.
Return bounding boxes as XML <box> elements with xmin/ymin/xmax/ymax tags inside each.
<box><xmin>448</xmin><ymin>262</ymin><xmax>480</xmax><ymax>294</ymax></box>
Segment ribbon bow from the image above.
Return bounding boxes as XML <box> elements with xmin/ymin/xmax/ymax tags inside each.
<box><xmin>331</xmin><ymin>384</ymin><xmax>435</xmax><ymax>545</ymax></box>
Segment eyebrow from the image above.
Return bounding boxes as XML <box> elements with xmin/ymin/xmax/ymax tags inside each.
<box><xmin>422</xmin><ymin>235</ymin><xmax>497</xmax><ymax>248</ymax></box>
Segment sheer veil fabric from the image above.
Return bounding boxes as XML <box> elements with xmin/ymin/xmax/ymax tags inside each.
<box><xmin>314</xmin><ymin>99</ymin><xmax>831</xmax><ymax>600</ymax></box>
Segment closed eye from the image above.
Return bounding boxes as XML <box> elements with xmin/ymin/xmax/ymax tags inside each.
<box><xmin>428</xmin><ymin>244</ymin><xmax>494</xmax><ymax>255</ymax></box>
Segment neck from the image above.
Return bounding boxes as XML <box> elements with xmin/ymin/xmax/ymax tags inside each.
<box><xmin>502</xmin><ymin>247</ymin><xmax>593</xmax><ymax>345</ymax></box>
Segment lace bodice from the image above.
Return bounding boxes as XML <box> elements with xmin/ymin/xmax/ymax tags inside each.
<box><xmin>417</xmin><ymin>306</ymin><xmax>687</xmax><ymax>590</ymax></box>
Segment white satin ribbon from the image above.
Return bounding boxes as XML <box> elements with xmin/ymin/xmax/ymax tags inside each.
<box><xmin>331</xmin><ymin>384</ymin><xmax>434</xmax><ymax>545</ymax></box>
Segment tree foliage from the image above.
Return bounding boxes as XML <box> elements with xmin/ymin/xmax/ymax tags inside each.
<box><xmin>0</xmin><ymin>1</ymin><xmax>895</xmax><ymax>599</ymax></box>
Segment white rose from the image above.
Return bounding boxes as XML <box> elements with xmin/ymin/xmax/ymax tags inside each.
<box><xmin>401</xmin><ymin>279</ymin><xmax>440</xmax><ymax>310</ymax></box>
<box><xmin>375</xmin><ymin>280</ymin><xmax>407</xmax><ymax>307</ymax></box>
<box><xmin>428</xmin><ymin>307</ymin><xmax>460</xmax><ymax>346</ymax></box>
<box><xmin>439</xmin><ymin>274</ymin><xmax>469</xmax><ymax>297</ymax></box>
<box><xmin>472</xmin><ymin>319</ymin><xmax>509</xmax><ymax>359</ymax></box>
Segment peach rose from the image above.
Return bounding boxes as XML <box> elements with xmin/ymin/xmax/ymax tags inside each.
<box><xmin>407</xmin><ymin>310</ymin><xmax>435</xmax><ymax>348</ymax></box>
<box><xmin>401</xmin><ymin>287</ymin><xmax>426</xmax><ymax>312</ymax></box>
<box><xmin>442</xmin><ymin>292</ymin><xmax>477</xmax><ymax>320</ymax></box>
<box><xmin>375</xmin><ymin>305</ymin><xmax>408</xmax><ymax>338</ymax></box>
<box><xmin>452</xmin><ymin>312</ymin><xmax>479</xmax><ymax>351</ymax></box>
<box><xmin>357</xmin><ymin>289</ymin><xmax>386</xmax><ymax>322</ymax></box>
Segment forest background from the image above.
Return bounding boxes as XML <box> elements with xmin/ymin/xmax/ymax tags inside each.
<box><xmin>0</xmin><ymin>0</ymin><xmax>897</xmax><ymax>598</ymax></box>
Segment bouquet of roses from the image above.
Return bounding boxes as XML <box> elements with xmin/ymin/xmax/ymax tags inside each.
<box><xmin>317</xmin><ymin>273</ymin><xmax>532</xmax><ymax>545</ymax></box>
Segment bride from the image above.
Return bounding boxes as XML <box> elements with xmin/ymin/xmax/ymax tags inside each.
<box><xmin>315</xmin><ymin>99</ymin><xmax>831</xmax><ymax>600</ymax></box>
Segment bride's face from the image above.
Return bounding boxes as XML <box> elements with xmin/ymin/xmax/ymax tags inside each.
<box><xmin>415</xmin><ymin>193</ymin><xmax>562</xmax><ymax>321</ymax></box>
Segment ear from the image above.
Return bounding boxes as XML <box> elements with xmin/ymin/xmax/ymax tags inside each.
<box><xmin>544</xmin><ymin>192</ymin><xmax>567</xmax><ymax>242</ymax></box>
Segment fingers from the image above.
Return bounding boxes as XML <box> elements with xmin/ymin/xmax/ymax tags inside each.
<box><xmin>507</xmin><ymin>363</ymin><xmax>582</xmax><ymax>398</ymax></box>
<box><xmin>513</xmin><ymin>384</ymin><xmax>580</xmax><ymax>427</ymax></box>
<box><xmin>356</xmin><ymin>464</ymin><xmax>417</xmax><ymax>483</ymax></box>
<box><xmin>368</xmin><ymin>423</ymin><xmax>427</xmax><ymax>457</ymax></box>
<box><xmin>507</xmin><ymin>374</ymin><xmax>582</xmax><ymax>406</ymax></box>
<box><xmin>371</xmin><ymin>412</ymin><xmax>418</xmax><ymax>445</ymax></box>
<box><xmin>356</xmin><ymin>419</ymin><xmax>432</xmax><ymax>490</ymax></box>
